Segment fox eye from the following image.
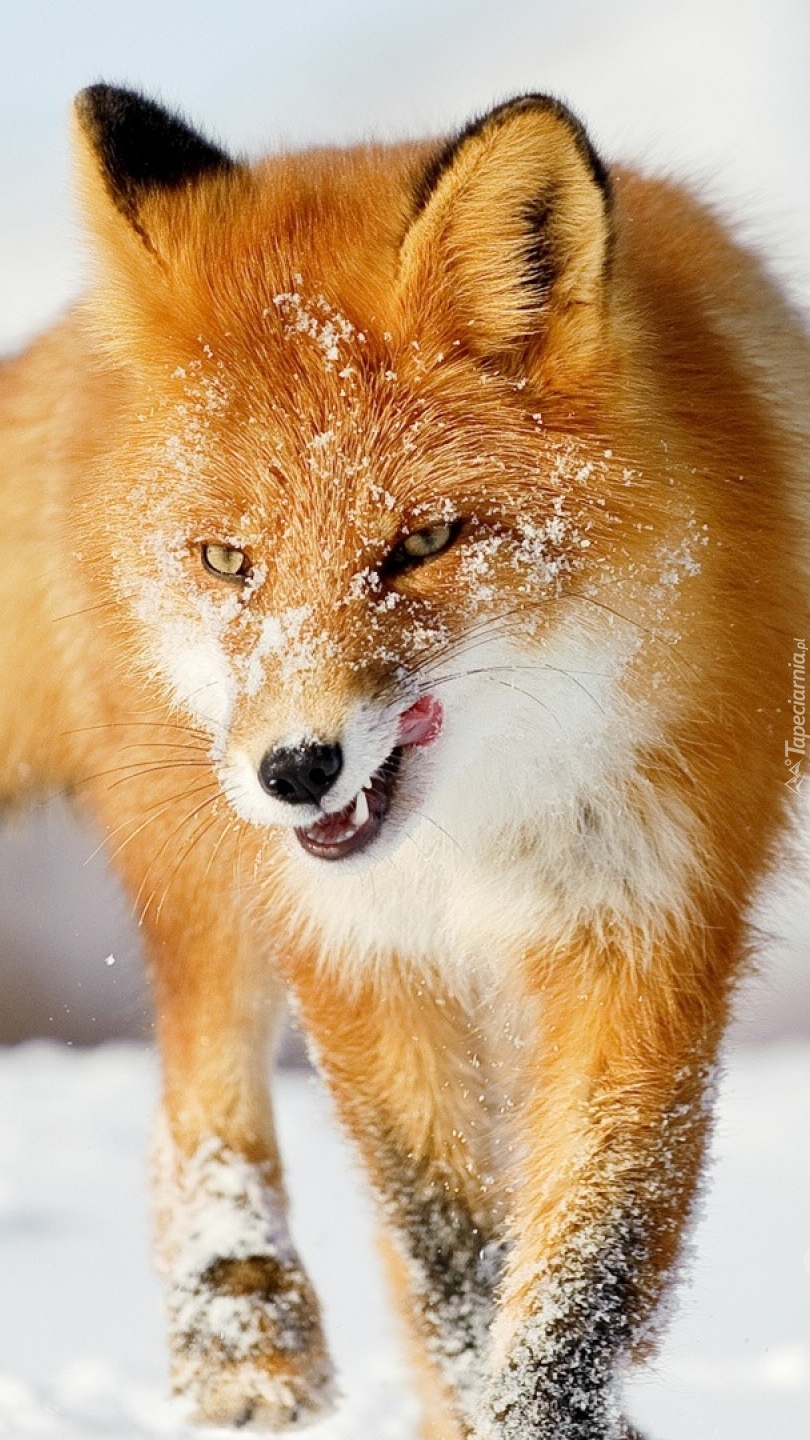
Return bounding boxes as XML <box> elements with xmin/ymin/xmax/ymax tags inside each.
<box><xmin>383</xmin><ymin>520</ymin><xmax>462</xmax><ymax>575</ymax></box>
<box><xmin>201</xmin><ymin>543</ymin><xmax>250</xmax><ymax>579</ymax></box>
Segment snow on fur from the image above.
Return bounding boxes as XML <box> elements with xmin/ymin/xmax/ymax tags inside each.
<box><xmin>151</xmin><ymin>1124</ymin><xmax>333</xmax><ymax>1424</ymax></box>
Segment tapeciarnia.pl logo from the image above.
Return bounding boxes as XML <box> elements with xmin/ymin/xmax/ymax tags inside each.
<box><xmin>784</xmin><ymin>637</ymin><xmax>806</xmax><ymax>793</ymax></box>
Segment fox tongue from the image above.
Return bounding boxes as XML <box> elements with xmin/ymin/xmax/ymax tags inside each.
<box><xmin>396</xmin><ymin>695</ymin><xmax>443</xmax><ymax>747</ymax></box>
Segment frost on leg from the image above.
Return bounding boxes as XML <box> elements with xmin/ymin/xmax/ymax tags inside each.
<box><xmin>476</xmin><ymin>932</ymin><xmax>726</xmax><ymax>1440</ymax></box>
<box><xmin>379</xmin><ymin>1148</ymin><xmax>504</xmax><ymax>1425</ymax></box>
<box><xmin>152</xmin><ymin>1125</ymin><xmax>334</xmax><ymax>1430</ymax></box>
<box><xmin>481</xmin><ymin>1209</ymin><xmax>649</xmax><ymax>1440</ymax></box>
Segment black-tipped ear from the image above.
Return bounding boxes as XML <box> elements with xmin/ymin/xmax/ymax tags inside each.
<box><xmin>400</xmin><ymin>94</ymin><xmax>614</xmax><ymax>376</ymax></box>
<box><xmin>74</xmin><ymin>84</ymin><xmax>235</xmax><ymax>228</ymax></box>
<box><xmin>413</xmin><ymin>94</ymin><xmax>611</xmax><ymax>227</ymax></box>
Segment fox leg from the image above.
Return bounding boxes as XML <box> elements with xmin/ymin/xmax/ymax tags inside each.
<box><xmin>289</xmin><ymin>963</ymin><xmax>501</xmax><ymax>1437</ymax></box>
<box><xmin>149</xmin><ymin>946</ymin><xmax>334</xmax><ymax>1430</ymax></box>
<box><xmin>94</xmin><ymin>789</ymin><xmax>333</xmax><ymax>1430</ymax></box>
<box><xmin>379</xmin><ymin>1230</ymin><xmax>468</xmax><ymax>1440</ymax></box>
<box><xmin>478</xmin><ymin>924</ymin><xmax>734</xmax><ymax>1440</ymax></box>
<box><xmin>150</xmin><ymin>946</ymin><xmax>333</xmax><ymax>1430</ymax></box>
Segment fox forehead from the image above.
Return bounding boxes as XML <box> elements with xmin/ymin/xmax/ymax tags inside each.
<box><xmin>122</xmin><ymin>141</ymin><xmax>435</xmax><ymax>375</ymax></box>
<box><xmin>136</xmin><ymin>304</ymin><xmax>600</xmax><ymax>555</ymax></box>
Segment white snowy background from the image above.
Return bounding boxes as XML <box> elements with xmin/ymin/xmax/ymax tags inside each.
<box><xmin>0</xmin><ymin>1</ymin><xmax>809</xmax><ymax>1436</ymax></box>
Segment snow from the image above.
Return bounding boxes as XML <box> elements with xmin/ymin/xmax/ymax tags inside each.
<box><xmin>271</xmin><ymin>287</ymin><xmax>356</xmax><ymax>369</ymax></box>
<box><xmin>0</xmin><ymin>1042</ymin><xmax>808</xmax><ymax>1439</ymax></box>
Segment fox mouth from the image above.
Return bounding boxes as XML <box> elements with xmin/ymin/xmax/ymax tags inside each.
<box><xmin>295</xmin><ymin>748</ymin><xmax>403</xmax><ymax>861</ymax></box>
<box><xmin>294</xmin><ymin>695</ymin><xmax>442</xmax><ymax>862</ymax></box>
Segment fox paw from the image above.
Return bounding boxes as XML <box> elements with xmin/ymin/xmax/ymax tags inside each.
<box><xmin>183</xmin><ymin>1362</ymin><xmax>335</xmax><ymax>1431</ymax></box>
<box><xmin>180</xmin><ymin>1352</ymin><xmax>335</xmax><ymax>1431</ymax></box>
<box><xmin>170</xmin><ymin>1254</ymin><xmax>335</xmax><ymax>1430</ymax></box>
<box><xmin>154</xmin><ymin>1133</ymin><xmax>335</xmax><ymax>1429</ymax></box>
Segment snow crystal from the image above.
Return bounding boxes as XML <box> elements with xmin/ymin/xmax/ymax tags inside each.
<box><xmin>367</xmin><ymin>481</ymin><xmax>397</xmax><ymax>512</ymax></box>
<box><xmin>271</xmin><ymin>284</ymin><xmax>355</xmax><ymax>368</ymax></box>
<box><xmin>347</xmin><ymin>565</ymin><xmax>383</xmax><ymax>600</ymax></box>
<box><xmin>657</xmin><ymin>530</ymin><xmax>707</xmax><ymax>588</ymax></box>
<box><xmin>241</xmin><ymin>604</ymin><xmax>339</xmax><ymax>698</ymax></box>
<box><xmin>307</xmin><ymin>428</ymin><xmax>334</xmax><ymax>451</ymax></box>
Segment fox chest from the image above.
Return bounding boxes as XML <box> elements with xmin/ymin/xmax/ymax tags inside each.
<box><xmin>272</xmin><ymin>728</ymin><xmax>692</xmax><ymax>981</ymax></box>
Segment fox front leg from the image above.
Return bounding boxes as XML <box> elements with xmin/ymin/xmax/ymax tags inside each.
<box><xmin>149</xmin><ymin>945</ymin><xmax>333</xmax><ymax>1428</ymax></box>
<box><xmin>477</xmin><ymin>929</ymin><xmax>731</xmax><ymax>1440</ymax></box>
<box><xmin>289</xmin><ymin>962</ymin><xmax>502</xmax><ymax>1435</ymax></box>
<box><xmin>150</xmin><ymin>1104</ymin><xmax>331</xmax><ymax>1430</ymax></box>
<box><xmin>102</xmin><ymin>794</ymin><xmax>334</xmax><ymax>1430</ymax></box>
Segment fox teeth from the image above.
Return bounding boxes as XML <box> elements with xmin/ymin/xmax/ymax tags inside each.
<box><xmin>352</xmin><ymin>790</ymin><xmax>370</xmax><ymax>827</ymax></box>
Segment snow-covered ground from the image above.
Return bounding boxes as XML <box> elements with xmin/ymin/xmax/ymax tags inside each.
<box><xmin>0</xmin><ymin>1042</ymin><xmax>808</xmax><ymax>1439</ymax></box>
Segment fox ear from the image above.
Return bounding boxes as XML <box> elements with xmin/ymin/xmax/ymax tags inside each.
<box><xmin>73</xmin><ymin>84</ymin><xmax>236</xmax><ymax>258</ymax></box>
<box><xmin>400</xmin><ymin>95</ymin><xmax>613</xmax><ymax>378</ymax></box>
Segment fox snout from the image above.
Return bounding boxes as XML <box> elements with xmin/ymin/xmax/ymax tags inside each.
<box><xmin>223</xmin><ymin>695</ymin><xmax>445</xmax><ymax>864</ymax></box>
<box><xmin>258</xmin><ymin>696</ymin><xmax>442</xmax><ymax>811</ymax></box>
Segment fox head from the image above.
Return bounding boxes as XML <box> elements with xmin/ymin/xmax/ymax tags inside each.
<box><xmin>73</xmin><ymin>85</ymin><xmax>648</xmax><ymax>869</ymax></box>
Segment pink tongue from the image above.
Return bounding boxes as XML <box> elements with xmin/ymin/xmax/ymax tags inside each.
<box><xmin>396</xmin><ymin>695</ymin><xmax>443</xmax><ymax>748</ymax></box>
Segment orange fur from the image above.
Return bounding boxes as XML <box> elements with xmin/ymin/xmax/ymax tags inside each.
<box><xmin>1</xmin><ymin>86</ymin><xmax>808</xmax><ymax>1435</ymax></box>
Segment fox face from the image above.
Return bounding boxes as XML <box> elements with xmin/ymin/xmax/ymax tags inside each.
<box><xmin>74</xmin><ymin>89</ymin><xmax>691</xmax><ymax>913</ymax></box>
<box><xmin>109</xmin><ymin>313</ymin><xmax>628</xmax><ymax>872</ymax></box>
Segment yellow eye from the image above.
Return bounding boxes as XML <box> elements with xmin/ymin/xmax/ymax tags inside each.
<box><xmin>383</xmin><ymin>521</ymin><xmax>462</xmax><ymax>577</ymax></box>
<box><xmin>201</xmin><ymin>543</ymin><xmax>249</xmax><ymax>579</ymax></box>
<box><xmin>402</xmin><ymin>524</ymin><xmax>454</xmax><ymax>559</ymax></box>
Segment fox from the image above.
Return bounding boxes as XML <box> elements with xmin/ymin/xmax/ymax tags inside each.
<box><xmin>1</xmin><ymin>81</ymin><xmax>808</xmax><ymax>1438</ymax></box>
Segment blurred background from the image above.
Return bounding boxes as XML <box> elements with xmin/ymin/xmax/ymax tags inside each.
<box><xmin>1</xmin><ymin>0</ymin><xmax>809</xmax><ymax>1047</ymax></box>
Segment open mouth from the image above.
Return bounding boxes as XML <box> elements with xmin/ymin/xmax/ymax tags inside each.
<box><xmin>295</xmin><ymin>747</ymin><xmax>403</xmax><ymax>861</ymax></box>
<box><xmin>294</xmin><ymin>695</ymin><xmax>442</xmax><ymax>862</ymax></box>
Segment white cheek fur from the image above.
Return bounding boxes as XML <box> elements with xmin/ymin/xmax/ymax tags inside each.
<box><xmin>150</xmin><ymin>618</ymin><xmax>236</xmax><ymax>742</ymax></box>
<box><xmin>116</xmin><ymin>528</ymin><xmax>240</xmax><ymax>747</ymax></box>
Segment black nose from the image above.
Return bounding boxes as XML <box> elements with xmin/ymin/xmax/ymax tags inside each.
<box><xmin>258</xmin><ymin>742</ymin><xmax>343</xmax><ymax>805</ymax></box>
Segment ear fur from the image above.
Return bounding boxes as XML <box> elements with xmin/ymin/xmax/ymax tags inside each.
<box><xmin>73</xmin><ymin>85</ymin><xmax>245</xmax><ymax>364</ymax></box>
<box><xmin>74</xmin><ymin>85</ymin><xmax>235</xmax><ymax>254</ymax></box>
<box><xmin>400</xmin><ymin>94</ymin><xmax>614</xmax><ymax>377</ymax></box>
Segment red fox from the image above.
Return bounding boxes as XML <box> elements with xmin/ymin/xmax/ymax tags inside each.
<box><xmin>1</xmin><ymin>83</ymin><xmax>808</xmax><ymax>1437</ymax></box>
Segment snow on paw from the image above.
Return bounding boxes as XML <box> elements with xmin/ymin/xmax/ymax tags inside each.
<box><xmin>170</xmin><ymin>1251</ymin><xmax>335</xmax><ymax>1430</ymax></box>
<box><xmin>154</xmin><ymin>1130</ymin><xmax>335</xmax><ymax>1430</ymax></box>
